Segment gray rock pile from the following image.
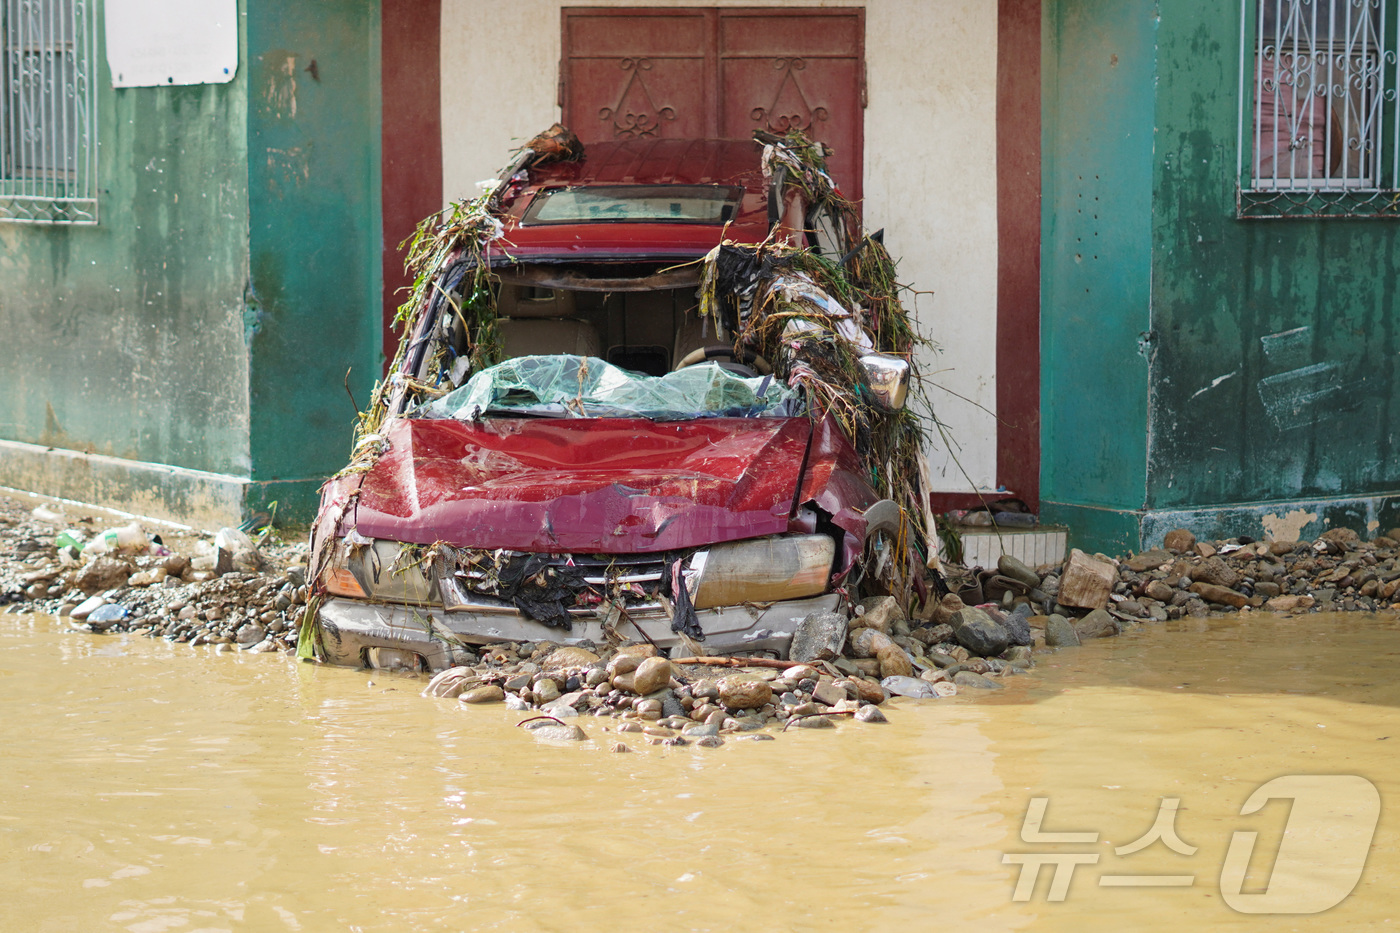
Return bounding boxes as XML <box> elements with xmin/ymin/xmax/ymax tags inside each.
<box><xmin>420</xmin><ymin>590</ymin><xmax>1043</xmax><ymax>748</ymax></box>
<box><xmin>0</xmin><ymin>495</ymin><xmax>308</xmax><ymax>654</ymax></box>
<box><xmin>949</xmin><ymin>524</ymin><xmax>1400</xmax><ymax>648</ymax></box>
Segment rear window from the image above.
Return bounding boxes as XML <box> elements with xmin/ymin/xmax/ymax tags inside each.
<box><xmin>523</xmin><ymin>185</ymin><xmax>741</xmax><ymax>225</ymax></box>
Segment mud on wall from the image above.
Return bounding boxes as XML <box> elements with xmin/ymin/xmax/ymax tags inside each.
<box><xmin>1147</xmin><ymin>0</ymin><xmax>1400</xmax><ymax>516</ymax></box>
<box><xmin>0</xmin><ymin>17</ymin><xmax>253</xmax><ymax>477</ymax></box>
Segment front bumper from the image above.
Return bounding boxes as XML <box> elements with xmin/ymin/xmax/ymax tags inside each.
<box><xmin>314</xmin><ymin>593</ymin><xmax>842</xmax><ymax>671</ymax></box>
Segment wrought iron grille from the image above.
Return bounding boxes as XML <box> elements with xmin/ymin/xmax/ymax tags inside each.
<box><xmin>0</xmin><ymin>0</ymin><xmax>96</xmax><ymax>224</ymax></box>
<box><xmin>1238</xmin><ymin>0</ymin><xmax>1400</xmax><ymax>218</ymax></box>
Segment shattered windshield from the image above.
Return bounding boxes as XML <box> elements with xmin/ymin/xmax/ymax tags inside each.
<box><xmin>416</xmin><ymin>356</ymin><xmax>801</xmax><ymax>421</ymax></box>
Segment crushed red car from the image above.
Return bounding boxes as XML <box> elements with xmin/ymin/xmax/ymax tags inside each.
<box><xmin>300</xmin><ymin>127</ymin><xmax>927</xmax><ymax>672</ymax></box>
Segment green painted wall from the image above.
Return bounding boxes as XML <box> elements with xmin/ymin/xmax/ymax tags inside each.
<box><xmin>0</xmin><ymin>8</ymin><xmax>252</xmax><ymax>477</ymax></box>
<box><xmin>1040</xmin><ymin>0</ymin><xmax>1157</xmax><ymax>533</ymax></box>
<box><xmin>0</xmin><ymin>0</ymin><xmax>382</xmax><ymax>526</ymax></box>
<box><xmin>245</xmin><ymin>0</ymin><xmax>382</xmax><ymax>515</ymax></box>
<box><xmin>1148</xmin><ymin>0</ymin><xmax>1400</xmax><ymax>515</ymax></box>
<box><xmin>1042</xmin><ymin>0</ymin><xmax>1400</xmax><ymax>553</ymax></box>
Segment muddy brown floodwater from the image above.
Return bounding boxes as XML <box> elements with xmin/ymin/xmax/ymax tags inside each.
<box><xmin>2</xmin><ymin>611</ymin><xmax>1397</xmax><ymax>932</ymax></box>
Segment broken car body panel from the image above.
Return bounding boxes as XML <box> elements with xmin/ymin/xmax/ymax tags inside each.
<box><xmin>349</xmin><ymin>414</ymin><xmax>814</xmax><ymax>553</ymax></box>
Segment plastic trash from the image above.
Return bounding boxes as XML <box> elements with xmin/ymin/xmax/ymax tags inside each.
<box><xmin>31</xmin><ymin>506</ymin><xmax>66</xmax><ymax>524</ymax></box>
<box><xmin>54</xmin><ymin>530</ymin><xmax>86</xmax><ymax>550</ymax></box>
<box><xmin>214</xmin><ymin>527</ymin><xmax>255</xmax><ymax>553</ymax></box>
<box><xmin>81</xmin><ymin>522</ymin><xmax>149</xmax><ymax>557</ymax></box>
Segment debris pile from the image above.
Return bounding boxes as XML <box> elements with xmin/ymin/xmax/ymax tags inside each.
<box><xmin>0</xmin><ymin>495</ymin><xmax>308</xmax><ymax>652</ymax></box>
<box><xmin>947</xmin><ymin>525</ymin><xmax>1400</xmax><ymax>648</ymax></box>
<box><xmin>412</xmin><ymin>591</ymin><xmax>1036</xmax><ymax>748</ymax></box>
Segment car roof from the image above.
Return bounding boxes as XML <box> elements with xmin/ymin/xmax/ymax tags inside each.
<box><xmin>492</xmin><ymin>137</ymin><xmax>773</xmax><ymax>272</ymax></box>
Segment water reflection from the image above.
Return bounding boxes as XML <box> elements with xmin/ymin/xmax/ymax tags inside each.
<box><xmin>0</xmin><ymin>611</ymin><xmax>1396</xmax><ymax>931</ymax></box>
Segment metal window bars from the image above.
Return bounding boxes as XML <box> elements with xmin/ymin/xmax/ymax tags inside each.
<box><xmin>1238</xmin><ymin>0</ymin><xmax>1400</xmax><ymax>217</ymax></box>
<box><xmin>0</xmin><ymin>0</ymin><xmax>96</xmax><ymax>224</ymax></box>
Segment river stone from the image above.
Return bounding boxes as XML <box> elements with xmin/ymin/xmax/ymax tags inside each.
<box><xmin>528</xmin><ymin>722</ymin><xmax>588</xmax><ymax>742</ymax></box>
<box><xmin>86</xmin><ymin>603</ymin><xmax>128</xmax><ymax>628</ymax></box>
<box><xmin>70</xmin><ymin>595</ymin><xmax>108</xmax><ymax>621</ymax></box>
<box><xmin>856</xmin><ymin>595</ymin><xmax>903</xmax><ymax>633</ymax></box>
<box><xmin>854</xmin><ymin>704</ymin><xmax>888</xmax><ymax>723</ymax></box>
<box><xmin>1057</xmin><ymin>549</ymin><xmax>1117</xmax><ymax>610</ymax></box>
<box><xmin>931</xmin><ymin>682</ymin><xmax>958</xmax><ymax>697</ymax></box>
<box><xmin>997</xmin><ymin>555</ymin><xmax>1042</xmax><ymax>589</ymax></box>
<box><xmin>953</xmin><ymin>670</ymin><xmax>1003</xmax><ymax>690</ymax></box>
<box><xmin>1163</xmin><ymin>528</ymin><xmax>1197</xmax><ymax>552</ymax></box>
<box><xmin>607</xmin><ymin>654</ymin><xmax>642</xmax><ymax>678</ymax></box>
<box><xmin>683</xmin><ymin>722</ymin><xmax>720</xmax><ymax>737</ymax></box>
<box><xmin>851</xmin><ymin>678</ymin><xmax>887</xmax><ymax>705</ymax></box>
<box><xmin>718</xmin><ymin>676</ymin><xmax>771</xmax><ymax>709</ymax></box>
<box><xmin>695</xmin><ymin>735</ymin><xmax>724</xmax><ymax>748</ymax></box>
<box><xmin>877</xmin><ymin>645</ymin><xmax>914</xmax><ymax>678</ymax></box>
<box><xmin>790</xmin><ymin>610</ymin><xmax>848</xmax><ymax>662</ymax></box>
<box><xmin>460</xmin><ymin>685</ymin><xmax>506</xmax><ymax>704</ymax></box>
<box><xmin>631</xmin><ymin>657</ymin><xmax>672</xmax><ymax>695</ymax></box>
<box><xmin>533</xmin><ymin>679</ymin><xmax>562</xmax><ymax>703</ymax></box>
<box><xmin>609</xmin><ymin>741</ymin><xmax>631</xmax><ymax>753</ymax></box>
<box><xmin>949</xmin><ymin>607</ymin><xmax>1011</xmax><ymax>657</ymax></box>
<box><xmin>810</xmin><ymin>681</ymin><xmax>847</xmax><ymax>706</ymax></box>
<box><xmin>1189</xmin><ymin>582</ymin><xmax>1248</xmax><ymax>609</ymax></box>
<box><xmin>929</xmin><ymin>595</ymin><xmax>964</xmax><ymax>628</ymax></box>
<box><xmin>1144</xmin><ymin>580</ymin><xmax>1175</xmax><ymax>602</ymax></box>
<box><xmin>1074</xmin><ymin>609</ymin><xmax>1121</xmax><ymax>639</ymax></box>
<box><xmin>1265</xmin><ymin>594</ymin><xmax>1315</xmax><ymax>611</ymax></box>
<box><xmin>545</xmin><ymin>646</ymin><xmax>601</xmax><ymax>670</ymax></box>
<box><xmin>1042</xmin><ymin>614</ymin><xmax>1080</xmax><ymax>647</ymax></box>
<box><xmin>235</xmin><ymin>622</ymin><xmax>267</xmax><ymax>646</ymax></box>
<box><xmin>1002</xmin><ymin>604</ymin><xmax>1033</xmax><ymax>646</ymax></box>
<box><xmin>790</xmin><ymin>714</ymin><xmax>835</xmax><ymax>729</ymax></box>
<box><xmin>504</xmin><ymin>694</ymin><xmax>530</xmax><ymax>711</ymax></box>
<box><xmin>1319</xmin><ymin>527</ymin><xmax>1361</xmax><ymax>550</ymax></box>
<box><xmin>848</xmin><ymin>626</ymin><xmax>896</xmax><ymax>659</ymax></box>
<box><xmin>74</xmin><ymin>556</ymin><xmax>134</xmax><ymax>593</ymax></box>
<box><xmin>1192</xmin><ymin>557</ymin><xmax>1241</xmax><ymax>589</ymax></box>
<box><xmin>880</xmin><ymin>675</ymin><xmax>936</xmax><ymax>698</ymax></box>
<box><xmin>1125</xmin><ymin>549</ymin><xmax>1173</xmax><ymax>572</ymax></box>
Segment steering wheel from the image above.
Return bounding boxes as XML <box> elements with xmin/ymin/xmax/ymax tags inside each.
<box><xmin>674</xmin><ymin>345</ymin><xmax>772</xmax><ymax>375</ymax></box>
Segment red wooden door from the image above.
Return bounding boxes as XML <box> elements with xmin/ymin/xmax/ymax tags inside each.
<box><xmin>561</xmin><ymin>8</ymin><xmax>864</xmax><ymax>203</ymax></box>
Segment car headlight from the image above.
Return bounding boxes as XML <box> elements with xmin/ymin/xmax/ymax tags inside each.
<box><xmin>321</xmin><ymin>537</ymin><xmax>437</xmax><ymax>605</ymax></box>
<box><xmin>690</xmin><ymin>534</ymin><xmax>835</xmax><ymax>609</ymax></box>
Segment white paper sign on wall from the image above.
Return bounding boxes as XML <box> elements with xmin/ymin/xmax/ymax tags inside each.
<box><xmin>105</xmin><ymin>0</ymin><xmax>239</xmax><ymax>88</ymax></box>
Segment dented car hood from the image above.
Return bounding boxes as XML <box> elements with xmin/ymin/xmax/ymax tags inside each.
<box><xmin>346</xmin><ymin>415</ymin><xmax>814</xmax><ymax>553</ymax></box>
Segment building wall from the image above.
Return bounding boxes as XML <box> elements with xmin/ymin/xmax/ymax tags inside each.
<box><xmin>0</xmin><ymin>0</ymin><xmax>384</xmax><ymax>527</ymax></box>
<box><xmin>244</xmin><ymin>0</ymin><xmax>384</xmax><ymax>516</ymax></box>
<box><xmin>1038</xmin><ymin>0</ymin><xmax>1155</xmax><ymax>553</ymax></box>
<box><xmin>1040</xmin><ymin>0</ymin><xmax>1400</xmax><ymax>553</ymax></box>
<box><xmin>1146</xmin><ymin>0</ymin><xmax>1400</xmax><ymax>540</ymax></box>
<box><xmin>438</xmin><ymin>0</ymin><xmax>1003</xmax><ymax>492</ymax></box>
<box><xmin>0</xmin><ymin>9</ymin><xmax>253</xmax><ymax>480</ymax></box>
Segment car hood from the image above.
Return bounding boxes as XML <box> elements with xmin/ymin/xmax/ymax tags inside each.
<box><xmin>346</xmin><ymin>415</ymin><xmax>813</xmax><ymax>553</ymax></box>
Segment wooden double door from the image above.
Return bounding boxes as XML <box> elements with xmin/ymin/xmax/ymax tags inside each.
<box><xmin>560</xmin><ymin>7</ymin><xmax>865</xmax><ymax>203</ymax></box>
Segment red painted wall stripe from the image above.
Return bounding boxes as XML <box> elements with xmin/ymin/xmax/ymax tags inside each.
<box><xmin>994</xmin><ymin>0</ymin><xmax>1042</xmax><ymax>510</ymax></box>
<box><xmin>380</xmin><ymin>0</ymin><xmax>443</xmax><ymax>370</ymax></box>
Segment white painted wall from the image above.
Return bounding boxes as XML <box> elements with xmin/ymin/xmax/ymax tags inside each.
<box><xmin>439</xmin><ymin>0</ymin><xmax>1000</xmax><ymax>492</ymax></box>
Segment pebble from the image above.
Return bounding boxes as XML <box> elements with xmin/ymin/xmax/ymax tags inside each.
<box><xmin>527</xmin><ymin>722</ymin><xmax>587</xmax><ymax>742</ymax></box>
<box><xmin>880</xmin><ymin>675</ymin><xmax>937</xmax><ymax>699</ymax></box>
<box><xmin>952</xmin><ymin>671</ymin><xmax>1003</xmax><ymax>690</ymax></box>
<box><xmin>789</xmin><ymin>715</ymin><xmax>835</xmax><ymax>729</ymax></box>
<box><xmin>460</xmin><ymin>685</ymin><xmax>506</xmax><ymax>704</ymax></box>
<box><xmin>854</xmin><ymin>705</ymin><xmax>888</xmax><ymax>723</ymax></box>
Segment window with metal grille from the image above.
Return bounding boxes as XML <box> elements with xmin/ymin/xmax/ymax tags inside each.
<box><xmin>1238</xmin><ymin>0</ymin><xmax>1400</xmax><ymax>217</ymax></box>
<box><xmin>0</xmin><ymin>0</ymin><xmax>97</xmax><ymax>224</ymax></box>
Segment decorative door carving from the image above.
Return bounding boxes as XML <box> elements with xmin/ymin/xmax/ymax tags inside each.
<box><xmin>562</xmin><ymin>8</ymin><xmax>864</xmax><ymax>203</ymax></box>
